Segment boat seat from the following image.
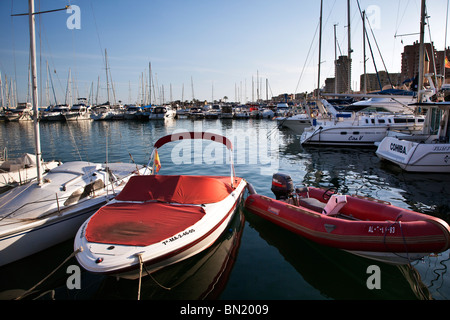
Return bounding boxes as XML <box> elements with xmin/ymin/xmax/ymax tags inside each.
<box><xmin>298</xmin><ymin>197</ymin><xmax>326</xmax><ymax>213</ymax></box>
<box><xmin>322</xmin><ymin>195</ymin><xmax>347</xmax><ymax>216</ymax></box>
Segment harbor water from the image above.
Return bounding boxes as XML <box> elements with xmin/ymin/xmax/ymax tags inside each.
<box><xmin>0</xmin><ymin>118</ymin><xmax>449</xmax><ymax>300</ymax></box>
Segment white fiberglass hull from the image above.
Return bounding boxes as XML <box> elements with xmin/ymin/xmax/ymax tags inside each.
<box><xmin>0</xmin><ymin>162</ymin><xmax>146</xmax><ymax>266</ymax></box>
<box><xmin>74</xmin><ymin>179</ymin><xmax>247</xmax><ymax>280</ymax></box>
<box><xmin>0</xmin><ymin>197</ymin><xmax>109</xmax><ymax>266</ymax></box>
<box><xmin>282</xmin><ymin>118</ymin><xmax>313</xmax><ymax>134</ymax></box>
<box><xmin>376</xmin><ymin>136</ymin><xmax>450</xmax><ymax>172</ymax></box>
<box><xmin>300</xmin><ymin>125</ymin><xmax>394</xmax><ymax>146</ymax></box>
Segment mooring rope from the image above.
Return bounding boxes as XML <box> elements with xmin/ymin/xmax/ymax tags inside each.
<box><xmin>14</xmin><ymin>247</ymin><xmax>83</xmax><ymax>300</ymax></box>
<box><xmin>383</xmin><ymin>214</ymin><xmax>411</xmax><ymax>265</ymax></box>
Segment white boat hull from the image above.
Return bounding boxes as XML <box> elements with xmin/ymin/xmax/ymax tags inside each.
<box><xmin>0</xmin><ymin>162</ymin><xmax>147</xmax><ymax>266</ymax></box>
<box><xmin>74</xmin><ymin>179</ymin><xmax>247</xmax><ymax>279</ymax></box>
<box><xmin>376</xmin><ymin>136</ymin><xmax>450</xmax><ymax>172</ymax></box>
<box><xmin>0</xmin><ymin>197</ymin><xmax>108</xmax><ymax>266</ymax></box>
<box><xmin>301</xmin><ymin>125</ymin><xmax>394</xmax><ymax>146</ymax></box>
<box><xmin>282</xmin><ymin>117</ymin><xmax>313</xmax><ymax>134</ymax></box>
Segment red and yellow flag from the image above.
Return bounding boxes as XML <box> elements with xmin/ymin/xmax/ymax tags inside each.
<box><xmin>445</xmin><ymin>56</ymin><xmax>450</xmax><ymax>69</ymax></box>
<box><xmin>154</xmin><ymin>150</ymin><xmax>161</xmax><ymax>173</ymax></box>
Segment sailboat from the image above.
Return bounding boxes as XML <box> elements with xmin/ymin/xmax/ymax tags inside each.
<box><xmin>299</xmin><ymin>1</ymin><xmax>425</xmax><ymax>146</ymax></box>
<box><xmin>0</xmin><ymin>151</ymin><xmax>59</xmax><ymax>188</ymax></box>
<box><xmin>375</xmin><ymin>0</ymin><xmax>450</xmax><ymax>172</ymax></box>
<box><xmin>0</xmin><ymin>0</ymin><xmax>147</xmax><ymax>267</ymax></box>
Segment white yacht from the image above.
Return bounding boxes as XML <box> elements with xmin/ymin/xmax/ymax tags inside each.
<box><xmin>5</xmin><ymin>103</ymin><xmax>33</xmax><ymax>122</ymax></box>
<box><xmin>376</xmin><ymin>101</ymin><xmax>450</xmax><ymax>172</ymax></box>
<box><xmin>300</xmin><ymin>100</ymin><xmax>425</xmax><ymax>147</ymax></box>
<box><xmin>64</xmin><ymin>98</ymin><xmax>91</xmax><ymax>121</ymax></box>
<box><xmin>149</xmin><ymin>105</ymin><xmax>176</xmax><ymax>120</ymax></box>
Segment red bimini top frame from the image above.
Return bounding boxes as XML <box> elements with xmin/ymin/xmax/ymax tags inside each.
<box><xmin>153</xmin><ymin>131</ymin><xmax>233</xmax><ymax>150</ymax></box>
<box><xmin>146</xmin><ymin>131</ymin><xmax>237</xmax><ymax>187</ymax></box>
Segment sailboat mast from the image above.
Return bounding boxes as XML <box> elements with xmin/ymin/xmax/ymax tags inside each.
<box><xmin>418</xmin><ymin>0</ymin><xmax>426</xmax><ymax>102</ymax></box>
<box><xmin>347</xmin><ymin>0</ymin><xmax>352</xmax><ymax>93</ymax></box>
<box><xmin>149</xmin><ymin>62</ymin><xmax>152</xmax><ymax>106</ymax></box>
<box><xmin>363</xmin><ymin>11</ymin><xmax>367</xmax><ymax>94</ymax></box>
<box><xmin>334</xmin><ymin>23</ymin><xmax>338</xmax><ymax>94</ymax></box>
<box><xmin>105</xmin><ymin>49</ymin><xmax>110</xmax><ymax>103</ymax></box>
<box><xmin>28</xmin><ymin>0</ymin><xmax>43</xmax><ymax>185</ymax></box>
<box><xmin>317</xmin><ymin>0</ymin><xmax>323</xmax><ymax>98</ymax></box>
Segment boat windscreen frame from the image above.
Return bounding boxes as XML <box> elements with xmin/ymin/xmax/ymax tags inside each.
<box><xmin>145</xmin><ymin>132</ymin><xmax>236</xmax><ymax>188</ymax></box>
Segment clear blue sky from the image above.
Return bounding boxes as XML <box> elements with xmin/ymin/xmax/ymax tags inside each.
<box><xmin>1</xmin><ymin>0</ymin><xmax>449</xmax><ymax>106</ymax></box>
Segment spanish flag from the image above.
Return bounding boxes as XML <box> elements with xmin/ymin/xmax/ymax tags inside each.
<box><xmin>445</xmin><ymin>56</ymin><xmax>450</xmax><ymax>69</ymax></box>
<box><xmin>154</xmin><ymin>149</ymin><xmax>161</xmax><ymax>173</ymax></box>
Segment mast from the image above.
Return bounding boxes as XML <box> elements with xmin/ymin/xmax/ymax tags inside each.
<box><xmin>149</xmin><ymin>62</ymin><xmax>152</xmax><ymax>106</ymax></box>
<box><xmin>105</xmin><ymin>49</ymin><xmax>110</xmax><ymax>103</ymax></box>
<box><xmin>418</xmin><ymin>0</ymin><xmax>426</xmax><ymax>102</ymax></box>
<box><xmin>317</xmin><ymin>0</ymin><xmax>323</xmax><ymax>98</ymax></box>
<box><xmin>29</xmin><ymin>0</ymin><xmax>43</xmax><ymax>185</ymax></box>
<box><xmin>362</xmin><ymin>10</ymin><xmax>367</xmax><ymax>94</ymax></box>
<box><xmin>0</xmin><ymin>72</ymin><xmax>3</xmax><ymax>111</ymax></box>
<box><xmin>334</xmin><ymin>23</ymin><xmax>338</xmax><ymax>94</ymax></box>
<box><xmin>444</xmin><ymin>0</ymin><xmax>449</xmax><ymax>83</ymax></box>
<box><xmin>347</xmin><ymin>0</ymin><xmax>352</xmax><ymax>93</ymax></box>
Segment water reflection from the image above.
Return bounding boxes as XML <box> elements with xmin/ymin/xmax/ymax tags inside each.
<box><xmin>246</xmin><ymin>211</ymin><xmax>432</xmax><ymax>300</ymax></box>
<box><xmin>0</xmin><ymin>207</ymin><xmax>245</xmax><ymax>300</ymax></box>
<box><xmin>1</xmin><ymin>119</ymin><xmax>449</xmax><ymax>299</ymax></box>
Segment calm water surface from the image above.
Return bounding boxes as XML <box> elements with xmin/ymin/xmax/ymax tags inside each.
<box><xmin>0</xmin><ymin>118</ymin><xmax>449</xmax><ymax>301</ymax></box>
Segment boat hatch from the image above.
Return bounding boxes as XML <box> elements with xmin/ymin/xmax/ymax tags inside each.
<box><xmin>64</xmin><ymin>179</ymin><xmax>105</xmax><ymax>206</ymax></box>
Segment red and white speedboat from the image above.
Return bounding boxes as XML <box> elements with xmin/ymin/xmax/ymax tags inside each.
<box><xmin>75</xmin><ymin>132</ymin><xmax>247</xmax><ymax>279</ymax></box>
<box><xmin>245</xmin><ymin>173</ymin><xmax>450</xmax><ymax>265</ymax></box>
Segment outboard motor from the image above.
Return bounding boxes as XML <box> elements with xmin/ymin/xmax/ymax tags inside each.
<box><xmin>271</xmin><ymin>173</ymin><xmax>294</xmax><ymax>200</ymax></box>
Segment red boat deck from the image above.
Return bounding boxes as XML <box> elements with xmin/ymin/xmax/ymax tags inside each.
<box><xmin>85</xmin><ymin>175</ymin><xmax>242</xmax><ymax>246</ymax></box>
<box><xmin>115</xmin><ymin>175</ymin><xmax>241</xmax><ymax>204</ymax></box>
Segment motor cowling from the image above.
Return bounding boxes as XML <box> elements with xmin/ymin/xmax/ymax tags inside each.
<box><xmin>271</xmin><ymin>173</ymin><xmax>294</xmax><ymax>200</ymax></box>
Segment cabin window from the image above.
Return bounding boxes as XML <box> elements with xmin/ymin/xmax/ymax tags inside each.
<box><xmin>378</xmin><ymin>119</ymin><xmax>385</xmax><ymax>123</ymax></box>
<box><xmin>353</xmin><ymin>131</ymin><xmax>360</xmax><ymax>135</ymax></box>
<box><xmin>340</xmin><ymin>132</ymin><xmax>347</xmax><ymax>135</ymax></box>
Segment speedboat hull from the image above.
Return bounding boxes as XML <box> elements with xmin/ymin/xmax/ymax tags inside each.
<box><xmin>75</xmin><ymin>175</ymin><xmax>247</xmax><ymax>279</ymax></box>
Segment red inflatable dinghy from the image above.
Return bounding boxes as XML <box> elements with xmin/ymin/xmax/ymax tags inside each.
<box><xmin>245</xmin><ymin>173</ymin><xmax>450</xmax><ymax>264</ymax></box>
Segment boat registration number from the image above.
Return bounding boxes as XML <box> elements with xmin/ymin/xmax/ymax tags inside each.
<box><xmin>162</xmin><ymin>229</ymin><xmax>195</xmax><ymax>245</ymax></box>
<box><xmin>367</xmin><ymin>225</ymin><xmax>396</xmax><ymax>234</ymax></box>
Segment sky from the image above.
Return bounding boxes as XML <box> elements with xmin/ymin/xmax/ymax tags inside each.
<box><xmin>1</xmin><ymin>0</ymin><xmax>449</xmax><ymax>106</ymax></box>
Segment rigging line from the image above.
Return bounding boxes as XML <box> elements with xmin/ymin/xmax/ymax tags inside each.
<box><xmin>90</xmin><ymin>2</ymin><xmax>105</xmax><ymax>68</ymax></box>
<box><xmin>10</xmin><ymin>6</ymin><xmax>69</xmax><ymax>17</ymax></box>
<box><xmin>356</xmin><ymin>0</ymin><xmax>382</xmax><ymax>90</ymax></box>
<box><xmin>294</xmin><ymin>20</ymin><xmax>319</xmax><ymax>94</ymax></box>
<box><xmin>425</xmin><ymin>14</ymin><xmax>438</xmax><ymax>87</ymax></box>
<box><xmin>10</xmin><ymin>0</ymin><xmax>18</xmax><ymax>104</ymax></box>
<box><xmin>365</xmin><ymin>11</ymin><xmax>393</xmax><ymax>88</ymax></box>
